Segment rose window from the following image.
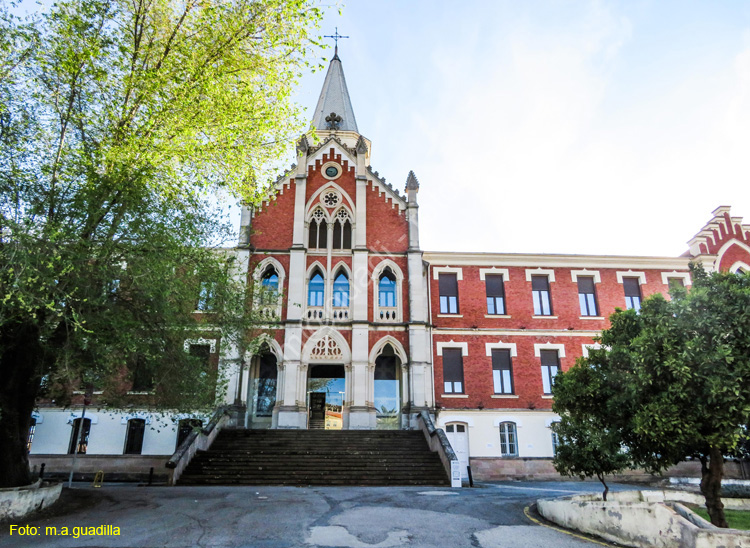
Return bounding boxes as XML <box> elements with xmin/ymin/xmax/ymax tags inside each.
<box><xmin>323</xmin><ymin>192</ymin><xmax>339</xmax><ymax>207</ymax></box>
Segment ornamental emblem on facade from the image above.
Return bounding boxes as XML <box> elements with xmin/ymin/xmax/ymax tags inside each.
<box><xmin>310</xmin><ymin>335</ymin><xmax>343</xmax><ymax>361</ymax></box>
<box><xmin>323</xmin><ymin>191</ymin><xmax>339</xmax><ymax>207</ymax></box>
<box><xmin>325</xmin><ymin>112</ymin><xmax>343</xmax><ymax>129</ymax></box>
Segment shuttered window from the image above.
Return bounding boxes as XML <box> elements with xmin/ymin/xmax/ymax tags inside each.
<box><xmin>442</xmin><ymin>348</ymin><xmax>464</xmax><ymax>393</ymax></box>
<box><xmin>485</xmin><ymin>274</ymin><xmax>506</xmax><ymax>315</ymax></box>
<box><xmin>623</xmin><ymin>277</ymin><xmax>641</xmax><ymax>311</ymax></box>
<box><xmin>577</xmin><ymin>276</ymin><xmax>598</xmax><ymax>316</ymax></box>
<box><xmin>491</xmin><ymin>349</ymin><xmax>514</xmax><ymax>394</ymax></box>
<box><xmin>540</xmin><ymin>349</ymin><xmax>560</xmax><ymax>395</ymax></box>
<box><xmin>439</xmin><ymin>274</ymin><xmax>459</xmax><ymax>314</ymax></box>
<box><xmin>531</xmin><ymin>275</ymin><xmax>552</xmax><ymax>316</ymax></box>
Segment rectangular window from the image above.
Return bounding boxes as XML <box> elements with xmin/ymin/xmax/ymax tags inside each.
<box><xmin>491</xmin><ymin>349</ymin><xmax>514</xmax><ymax>394</ymax></box>
<box><xmin>197</xmin><ymin>281</ymin><xmax>216</xmax><ymax>311</ymax></box>
<box><xmin>499</xmin><ymin>422</ymin><xmax>518</xmax><ymax>456</ymax></box>
<box><xmin>668</xmin><ymin>277</ymin><xmax>685</xmax><ymax>290</ymax></box>
<box><xmin>540</xmin><ymin>349</ymin><xmax>560</xmax><ymax>395</ymax></box>
<box><xmin>485</xmin><ymin>274</ymin><xmax>506</xmax><ymax>315</ymax></box>
<box><xmin>189</xmin><ymin>344</ymin><xmax>211</xmax><ymax>370</ymax></box>
<box><xmin>551</xmin><ymin>426</ymin><xmax>559</xmax><ymax>456</ymax></box>
<box><xmin>577</xmin><ymin>276</ymin><xmax>598</xmax><ymax>316</ymax></box>
<box><xmin>68</xmin><ymin>418</ymin><xmax>91</xmax><ymax>455</ymax></box>
<box><xmin>439</xmin><ymin>274</ymin><xmax>459</xmax><ymax>314</ymax></box>
<box><xmin>124</xmin><ymin>419</ymin><xmax>146</xmax><ymax>455</ymax></box>
<box><xmin>531</xmin><ymin>275</ymin><xmax>552</xmax><ymax>316</ymax></box>
<box><xmin>442</xmin><ymin>348</ymin><xmax>464</xmax><ymax>393</ymax></box>
<box><xmin>623</xmin><ymin>277</ymin><xmax>642</xmax><ymax>311</ymax></box>
<box><xmin>27</xmin><ymin>418</ymin><xmax>36</xmax><ymax>453</ymax></box>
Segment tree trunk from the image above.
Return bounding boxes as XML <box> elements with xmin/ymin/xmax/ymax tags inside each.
<box><xmin>700</xmin><ymin>447</ymin><xmax>728</xmax><ymax>528</ymax></box>
<box><xmin>0</xmin><ymin>321</ymin><xmax>44</xmax><ymax>488</ymax></box>
<box><xmin>597</xmin><ymin>472</ymin><xmax>609</xmax><ymax>501</ymax></box>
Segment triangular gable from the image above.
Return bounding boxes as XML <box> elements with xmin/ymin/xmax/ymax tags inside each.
<box><xmin>367</xmin><ymin>166</ymin><xmax>407</xmax><ymax>213</ymax></box>
<box><xmin>307</xmin><ymin>135</ymin><xmax>358</xmax><ymax>171</ymax></box>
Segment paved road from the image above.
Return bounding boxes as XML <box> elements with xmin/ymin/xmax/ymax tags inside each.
<box><xmin>1</xmin><ymin>481</ymin><xmax>640</xmax><ymax>547</ymax></box>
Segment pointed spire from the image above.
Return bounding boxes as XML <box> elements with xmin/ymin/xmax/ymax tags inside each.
<box><xmin>355</xmin><ymin>135</ymin><xmax>368</xmax><ymax>155</ymax></box>
<box><xmin>406</xmin><ymin>171</ymin><xmax>420</xmax><ymax>191</ymax></box>
<box><xmin>406</xmin><ymin>171</ymin><xmax>419</xmax><ymax>206</ymax></box>
<box><xmin>312</xmin><ymin>55</ymin><xmax>358</xmax><ymax>132</ymax></box>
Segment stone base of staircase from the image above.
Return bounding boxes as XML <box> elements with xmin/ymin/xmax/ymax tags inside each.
<box><xmin>178</xmin><ymin>429</ymin><xmax>449</xmax><ymax>486</ymax></box>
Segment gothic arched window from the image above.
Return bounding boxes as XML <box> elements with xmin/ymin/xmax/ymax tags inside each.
<box><xmin>308</xmin><ymin>208</ymin><xmax>328</xmax><ymax>249</ymax></box>
<box><xmin>332</xmin><ymin>272</ymin><xmax>350</xmax><ymax>308</ymax></box>
<box><xmin>378</xmin><ymin>268</ymin><xmax>397</xmax><ymax>308</ymax></box>
<box><xmin>260</xmin><ymin>267</ymin><xmax>279</xmax><ymax>304</ymax></box>
<box><xmin>308</xmin><ymin>271</ymin><xmax>325</xmax><ymax>307</ymax></box>
<box><xmin>332</xmin><ymin>209</ymin><xmax>352</xmax><ymax>250</ymax></box>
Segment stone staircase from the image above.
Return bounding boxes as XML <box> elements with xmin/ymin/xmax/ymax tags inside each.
<box><xmin>177</xmin><ymin>428</ymin><xmax>449</xmax><ymax>486</ymax></box>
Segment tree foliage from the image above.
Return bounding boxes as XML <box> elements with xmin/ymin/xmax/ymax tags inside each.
<box><xmin>552</xmin><ymin>265</ymin><xmax>750</xmax><ymax>526</ymax></box>
<box><xmin>0</xmin><ymin>0</ymin><xmax>323</xmax><ymax>487</ymax></box>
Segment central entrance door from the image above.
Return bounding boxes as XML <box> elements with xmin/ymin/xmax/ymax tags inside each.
<box><xmin>307</xmin><ymin>363</ymin><xmax>345</xmax><ymax>430</ymax></box>
<box><xmin>309</xmin><ymin>393</ymin><xmax>326</xmax><ymax>429</ymax></box>
<box><xmin>374</xmin><ymin>344</ymin><xmax>401</xmax><ymax>429</ymax></box>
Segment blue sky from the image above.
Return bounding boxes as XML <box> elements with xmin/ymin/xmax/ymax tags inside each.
<box><xmin>293</xmin><ymin>1</ymin><xmax>750</xmax><ymax>256</ymax></box>
<box><xmin>14</xmin><ymin>0</ymin><xmax>750</xmax><ymax>257</ymax></box>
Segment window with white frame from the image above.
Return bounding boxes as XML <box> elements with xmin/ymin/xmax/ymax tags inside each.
<box><xmin>485</xmin><ymin>274</ymin><xmax>506</xmax><ymax>315</ymax></box>
<box><xmin>531</xmin><ymin>275</ymin><xmax>552</xmax><ymax>315</ymax></box>
<box><xmin>331</xmin><ymin>208</ymin><xmax>352</xmax><ymax>250</ymax></box>
<box><xmin>442</xmin><ymin>348</ymin><xmax>464</xmax><ymax>393</ymax></box>
<box><xmin>332</xmin><ymin>270</ymin><xmax>350</xmax><ymax>316</ymax></box>
<box><xmin>540</xmin><ymin>349</ymin><xmax>560</xmax><ymax>395</ymax></box>
<box><xmin>491</xmin><ymin>349</ymin><xmax>514</xmax><ymax>394</ymax></box>
<box><xmin>623</xmin><ymin>277</ymin><xmax>642</xmax><ymax>311</ymax></box>
<box><xmin>308</xmin><ymin>270</ymin><xmax>325</xmax><ymax>307</ymax></box>
<box><xmin>259</xmin><ymin>267</ymin><xmax>279</xmax><ymax>305</ymax></box>
<box><xmin>577</xmin><ymin>276</ymin><xmax>598</xmax><ymax>316</ymax></box>
<box><xmin>550</xmin><ymin>422</ymin><xmax>560</xmax><ymax>456</ymax></box>
<box><xmin>439</xmin><ymin>273</ymin><xmax>459</xmax><ymax>314</ymax></box>
<box><xmin>308</xmin><ymin>208</ymin><xmax>328</xmax><ymax>249</ymax></box>
<box><xmin>499</xmin><ymin>422</ymin><xmax>518</xmax><ymax>456</ymax></box>
<box><xmin>124</xmin><ymin>418</ymin><xmax>146</xmax><ymax>455</ymax></box>
<box><xmin>379</xmin><ymin>271</ymin><xmax>396</xmax><ymax>306</ymax></box>
<box><xmin>197</xmin><ymin>281</ymin><xmax>216</xmax><ymax>311</ymax></box>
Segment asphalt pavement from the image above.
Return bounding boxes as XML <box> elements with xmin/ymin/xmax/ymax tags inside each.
<box><xmin>1</xmin><ymin>480</ymin><xmax>642</xmax><ymax>547</ymax></box>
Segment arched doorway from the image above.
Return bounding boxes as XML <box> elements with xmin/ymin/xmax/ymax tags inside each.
<box><xmin>248</xmin><ymin>347</ymin><xmax>278</xmax><ymax>428</ymax></box>
<box><xmin>374</xmin><ymin>344</ymin><xmax>401</xmax><ymax>429</ymax></box>
<box><xmin>307</xmin><ymin>363</ymin><xmax>345</xmax><ymax>430</ymax></box>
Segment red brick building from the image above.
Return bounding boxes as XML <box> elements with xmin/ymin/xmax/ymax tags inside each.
<box><xmin>231</xmin><ymin>53</ymin><xmax>750</xmax><ymax>480</ymax></box>
<box><xmin>27</xmin><ymin>52</ymin><xmax>750</xmax><ymax>483</ymax></box>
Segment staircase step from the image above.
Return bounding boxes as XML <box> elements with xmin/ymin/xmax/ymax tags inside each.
<box><xmin>177</xmin><ymin>429</ymin><xmax>449</xmax><ymax>487</ymax></box>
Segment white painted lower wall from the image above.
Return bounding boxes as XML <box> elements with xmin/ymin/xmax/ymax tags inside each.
<box><xmin>436</xmin><ymin>410</ymin><xmax>560</xmax><ymax>458</ymax></box>
<box><xmin>30</xmin><ymin>409</ymin><xmax>208</xmax><ymax>456</ymax></box>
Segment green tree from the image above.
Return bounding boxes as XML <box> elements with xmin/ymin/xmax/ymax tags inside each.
<box><xmin>552</xmin><ymin>265</ymin><xmax>750</xmax><ymax>527</ymax></box>
<box><xmin>0</xmin><ymin>0</ymin><xmax>322</xmax><ymax>488</ymax></box>
<box><xmin>551</xmin><ymin>362</ymin><xmax>631</xmax><ymax>501</ymax></box>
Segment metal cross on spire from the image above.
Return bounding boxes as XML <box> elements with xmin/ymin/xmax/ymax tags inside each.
<box><xmin>324</xmin><ymin>27</ymin><xmax>349</xmax><ymax>59</ymax></box>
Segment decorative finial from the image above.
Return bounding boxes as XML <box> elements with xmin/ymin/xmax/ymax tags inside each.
<box><xmin>355</xmin><ymin>135</ymin><xmax>368</xmax><ymax>155</ymax></box>
<box><xmin>296</xmin><ymin>135</ymin><xmax>309</xmax><ymax>154</ymax></box>
<box><xmin>324</xmin><ymin>27</ymin><xmax>349</xmax><ymax>59</ymax></box>
<box><xmin>406</xmin><ymin>170</ymin><xmax>420</xmax><ymax>191</ymax></box>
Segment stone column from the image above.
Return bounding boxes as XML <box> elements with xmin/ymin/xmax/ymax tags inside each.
<box><xmin>348</xmin><ymin>324</ymin><xmax>375</xmax><ymax>429</ymax></box>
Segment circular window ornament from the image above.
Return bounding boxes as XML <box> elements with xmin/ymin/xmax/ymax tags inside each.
<box><xmin>322</xmin><ymin>191</ymin><xmax>340</xmax><ymax>207</ymax></box>
<box><xmin>322</xmin><ymin>162</ymin><xmax>341</xmax><ymax>180</ymax></box>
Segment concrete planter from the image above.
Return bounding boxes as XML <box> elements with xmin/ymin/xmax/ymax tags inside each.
<box><xmin>537</xmin><ymin>490</ymin><xmax>750</xmax><ymax>548</ymax></box>
<box><xmin>0</xmin><ymin>480</ymin><xmax>62</xmax><ymax>521</ymax></box>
